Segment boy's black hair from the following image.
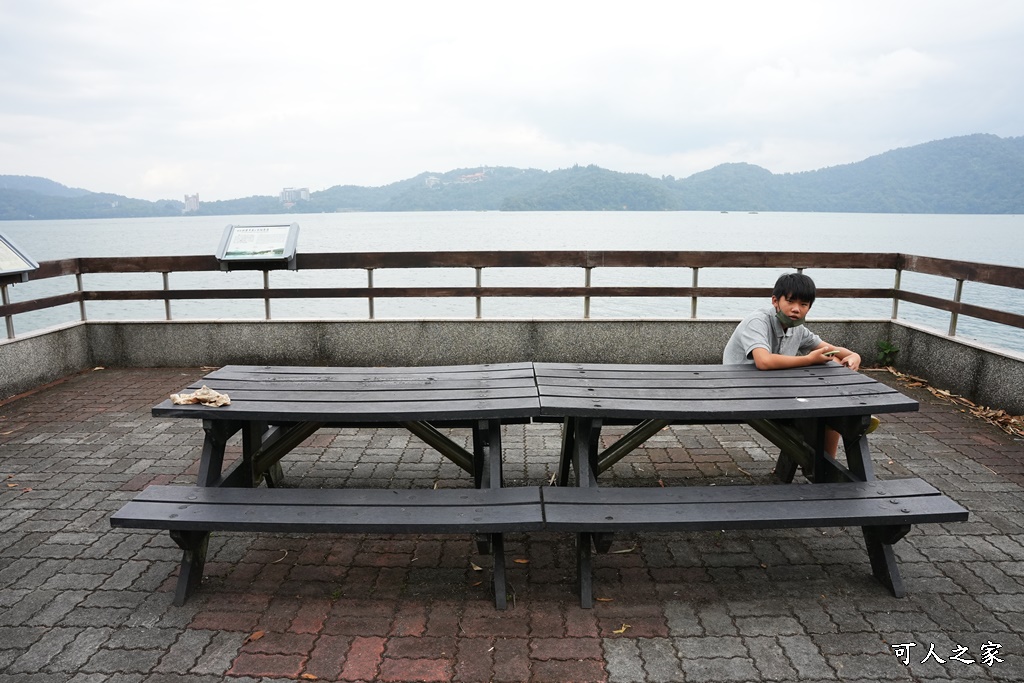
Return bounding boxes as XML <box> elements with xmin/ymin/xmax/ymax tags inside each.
<box><xmin>773</xmin><ymin>272</ymin><xmax>816</xmax><ymax>304</ymax></box>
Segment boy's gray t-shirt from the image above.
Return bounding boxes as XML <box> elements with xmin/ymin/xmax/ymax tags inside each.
<box><xmin>723</xmin><ymin>306</ymin><xmax>823</xmax><ymax>364</ymax></box>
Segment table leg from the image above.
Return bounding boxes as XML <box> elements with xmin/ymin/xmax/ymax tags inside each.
<box><xmin>557</xmin><ymin>417</ymin><xmax>575</xmax><ymax>486</ymax></box>
<box><xmin>491</xmin><ymin>532</ymin><xmax>508</xmax><ymax>610</ymax></box>
<box><xmin>196</xmin><ymin>420</ymin><xmax>241</xmax><ymax>487</ymax></box>
<box><xmin>169</xmin><ymin>530</ymin><xmax>209</xmax><ymax>606</ymax></box>
<box><xmin>572</xmin><ymin>418</ymin><xmax>602</xmax><ymax>607</ymax></box>
<box><xmin>863</xmin><ymin>525</ymin><xmax>911</xmax><ymax>597</ymax></box>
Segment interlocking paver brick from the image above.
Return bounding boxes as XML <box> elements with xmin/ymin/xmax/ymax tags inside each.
<box><xmin>1</xmin><ymin>367</ymin><xmax>1023</xmax><ymax>681</ymax></box>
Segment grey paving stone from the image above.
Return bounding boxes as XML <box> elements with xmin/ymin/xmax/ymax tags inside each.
<box><xmin>673</xmin><ymin>636</ymin><xmax>746</xmax><ymax>660</ymax></box>
<box><xmin>46</xmin><ymin>627</ymin><xmax>115</xmax><ymax>673</ymax></box>
<box><xmin>603</xmin><ymin>638</ymin><xmax>645</xmax><ymax>683</ymax></box>
<box><xmin>81</xmin><ymin>647</ymin><xmax>164</xmax><ymax>675</ymax></box>
<box><xmin>152</xmin><ymin>628</ymin><xmax>214</xmax><ymax>674</ymax></box>
<box><xmin>190</xmin><ymin>631</ymin><xmax>243</xmax><ymax>676</ymax></box>
<box><xmin>680</xmin><ymin>656</ymin><xmax>761</xmax><ymax>682</ymax></box>
<box><xmin>8</xmin><ymin>627</ymin><xmax>80</xmax><ymax>674</ymax></box>
<box><xmin>745</xmin><ymin>635</ymin><xmax>799</xmax><ymax>681</ymax></box>
<box><xmin>638</xmin><ymin>637</ymin><xmax>683</xmax><ymax>682</ymax></box>
<box><xmin>664</xmin><ymin>601</ymin><xmax>703</xmax><ymax>637</ymax></box>
<box><xmin>779</xmin><ymin>634</ymin><xmax>837</xmax><ymax>680</ymax></box>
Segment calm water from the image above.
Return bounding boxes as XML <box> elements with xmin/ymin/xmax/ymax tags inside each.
<box><xmin>3</xmin><ymin>211</ymin><xmax>1023</xmax><ymax>354</ymax></box>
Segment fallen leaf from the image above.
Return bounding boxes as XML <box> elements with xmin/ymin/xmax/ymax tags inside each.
<box><xmin>595</xmin><ymin>597</ymin><xmax>614</xmax><ymax>602</ymax></box>
<box><xmin>21</xmin><ymin>487</ymin><xmax>32</xmax><ymax>492</ymax></box>
<box><xmin>6</xmin><ymin>483</ymin><xmax>16</xmax><ymax>488</ymax></box>
<box><xmin>613</xmin><ymin>623</ymin><xmax>631</xmax><ymax>634</ymax></box>
<box><xmin>470</xmin><ymin>562</ymin><xmax>483</xmax><ymax>571</ymax></box>
<box><xmin>245</xmin><ymin>630</ymin><xmax>265</xmax><ymax>643</ymax></box>
<box><xmin>301</xmin><ymin>674</ymin><xmax>319</xmax><ymax>680</ymax></box>
<box><xmin>514</xmin><ymin>559</ymin><xmax>529</xmax><ymax>564</ymax></box>
<box><xmin>471</xmin><ymin>581</ymin><xmax>482</xmax><ymax>587</ymax></box>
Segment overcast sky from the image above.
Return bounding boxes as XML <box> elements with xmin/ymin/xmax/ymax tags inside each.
<box><xmin>1</xmin><ymin>1</ymin><xmax>1022</xmax><ymax>201</ymax></box>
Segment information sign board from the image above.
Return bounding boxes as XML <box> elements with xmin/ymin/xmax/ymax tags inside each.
<box><xmin>0</xmin><ymin>232</ymin><xmax>39</xmax><ymax>284</ymax></box>
<box><xmin>216</xmin><ymin>223</ymin><xmax>299</xmax><ymax>270</ymax></box>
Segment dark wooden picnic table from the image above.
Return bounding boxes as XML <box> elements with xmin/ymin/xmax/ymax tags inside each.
<box><xmin>151</xmin><ymin>362</ymin><xmax>540</xmax><ymax>489</ymax></box>
<box><xmin>118</xmin><ymin>362</ymin><xmax>543</xmax><ymax>608</ymax></box>
<box><xmin>112</xmin><ymin>361</ymin><xmax>966</xmax><ymax>608</ymax></box>
<box><xmin>534</xmin><ymin>362</ymin><xmax>967</xmax><ymax>606</ymax></box>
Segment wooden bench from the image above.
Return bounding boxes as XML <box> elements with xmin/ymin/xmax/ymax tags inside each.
<box><xmin>112</xmin><ymin>484</ymin><xmax>545</xmax><ymax>609</ymax></box>
<box><xmin>542</xmin><ymin>478</ymin><xmax>969</xmax><ymax>607</ymax></box>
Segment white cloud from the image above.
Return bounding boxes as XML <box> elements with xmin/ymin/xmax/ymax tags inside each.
<box><xmin>0</xmin><ymin>0</ymin><xmax>1022</xmax><ymax>200</ymax></box>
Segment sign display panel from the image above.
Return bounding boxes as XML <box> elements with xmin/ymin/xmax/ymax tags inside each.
<box><xmin>216</xmin><ymin>223</ymin><xmax>299</xmax><ymax>270</ymax></box>
<box><xmin>0</xmin><ymin>232</ymin><xmax>39</xmax><ymax>283</ymax></box>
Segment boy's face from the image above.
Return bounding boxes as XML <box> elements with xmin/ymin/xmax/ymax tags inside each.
<box><xmin>772</xmin><ymin>294</ymin><xmax>812</xmax><ymax>324</ymax></box>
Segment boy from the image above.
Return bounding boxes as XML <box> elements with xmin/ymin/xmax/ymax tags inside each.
<box><xmin>723</xmin><ymin>272</ymin><xmax>865</xmax><ymax>457</ymax></box>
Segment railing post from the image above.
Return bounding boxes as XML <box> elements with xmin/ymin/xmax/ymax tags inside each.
<box><xmin>2</xmin><ymin>283</ymin><xmax>13</xmax><ymax>339</ymax></box>
<box><xmin>583</xmin><ymin>267</ymin><xmax>593</xmax><ymax>319</ymax></box>
<box><xmin>475</xmin><ymin>267</ymin><xmax>483</xmax><ymax>319</ymax></box>
<box><xmin>690</xmin><ymin>267</ymin><xmax>699</xmax><ymax>319</ymax></box>
<box><xmin>367</xmin><ymin>268</ymin><xmax>375</xmax><ymax>320</ymax></box>
<box><xmin>162</xmin><ymin>272</ymin><xmax>172</xmax><ymax>321</ymax></box>
<box><xmin>949</xmin><ymin>278</ymin><xmax>964</xmax><ymax>336</ymax></box>
<box><xmin>263</xmin><ymin>270</ymin><xmax>271</xmax><ymax>320</ymax></box>
<box><xmin>891</xmin><ymin>269</ymin><xmax>902</xmax><ymax>319</ymax></box>
<box><xmin>76</xmin><ymin>273</ymin><xmax>87</xmax><ymax>321</ymax></box>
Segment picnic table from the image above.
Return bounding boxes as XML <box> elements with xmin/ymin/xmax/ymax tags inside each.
<box><xmin>110</xmin><ymin>363</ymin><xmax>544</xmax><ymax>609</ymax></box>
<box><xmin>534</xmin><ymin>362</ymin><xmax>969</xmax><ymax>606</ymax></box>
<box><xmin>111</xmin><ymin>361</ymin><xmax>967</xmax><ymax>609</ymax></box>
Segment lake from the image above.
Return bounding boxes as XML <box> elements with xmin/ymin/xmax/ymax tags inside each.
<box><xmin>3</xmin><ymin>211</ymin><xmax>1023</xmax><ymax>354</ymax></box>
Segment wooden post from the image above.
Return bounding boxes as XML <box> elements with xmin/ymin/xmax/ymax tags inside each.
<box><xmin>163</xmin><ymin>272</ymin><xmax>172</xmax><ymax>321</ymax></box>
<box><xmin>475</xmin><ymin>267</ymin><xmax>483</xmax><ymax>319</ymax></box>
<box><xmin>891</xmin><ymin>269</ymin><xmax>901</xmax><ymax>320</ymax></box>
<box><xmin>2</xmin><ymin>283</ymin><xmax>13</xmax><ymax>339</ymax></box>
<box><xmin>690</xmin><ymin>267</ymin><xmax>699</xmax><ymax>319</ymax></box>
<box><xmin>76</xmin><ymin>272</ymin><xmax>86</xmax><ymax>321</ymax></box>
<box><xmin>949</xmin><ymin>278</ymin><xmax>964</xmax><ymax>336</ymax></box>
<box><xmin>583</xmin><ymin>267</ymin><xmax>592</xmax><ymax>319</ymax></box>
<box><xmin>367</xmin><ymin>268</ymin><xmax>375</xmax><ymax>319</ymax></box>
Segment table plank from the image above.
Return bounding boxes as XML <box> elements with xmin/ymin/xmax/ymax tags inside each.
<box><xmin>538</xmin><ymin>393</ymin><xmax>916</xmax><ymax>419</ymax></box>
<box><xmin>535</xmin><ymin>362</ymin><xmax>917</xmax><ymax>418</ymax></box>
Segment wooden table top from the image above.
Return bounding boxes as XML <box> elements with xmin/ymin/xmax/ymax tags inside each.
<box><xmin>153</xmin><ymin>362</ymin><xmax>917</xmax><ymax>424</ymax></box>
<box><xmin>152</xmin><ymin>362</ymin><xmax>541</xmax><ymax>422</ymax></box>
<box><xmin>534</xmin><ymin>362</ymin><xmax>918</xmax><ymax>420</ymax></box>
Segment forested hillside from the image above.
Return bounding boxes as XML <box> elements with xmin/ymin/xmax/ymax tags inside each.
<box><xmin>2</xmin><ymin>134</ymin><xmax>1022</xmax><ymax>219</ymax></box>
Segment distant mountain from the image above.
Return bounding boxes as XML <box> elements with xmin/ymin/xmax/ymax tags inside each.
<box><xmin>2</xmin><ymin>133</ymin><xmax>1022</xmax><ymax>219</ymax></box>
<box><xmin>0</xmin><ymin>175</ymin><xmax>91</xmax><ymax>198</ymax></box>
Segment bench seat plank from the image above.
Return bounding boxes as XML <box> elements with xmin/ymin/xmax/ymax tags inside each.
<box><xmin>113</xmin><ymin>485</ymin><xmax>545</xmax><ymax>534</ymax></box>
<box><xmin>112</xmin><ymin>485</ymin><xmax>544</xmax><ymax>609</ymax></box>
<box><xmin>544</xmin><ymin>477</ymin><xmax>968</xmax><ymax>606</ymax></box>
<box><xmin>543</xmin><ymin>483</ymin><xmax>968</xmax><ymax>531</ymax></box>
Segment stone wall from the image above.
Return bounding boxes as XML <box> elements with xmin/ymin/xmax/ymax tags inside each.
<box><xmin>3</xmin><ymin>319</ymin><xmax>1021</xmax><ymax>415</ymax></box>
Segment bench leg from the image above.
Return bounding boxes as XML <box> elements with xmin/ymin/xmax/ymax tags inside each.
<box><xmin>169</xmin><ymin>530</ymin><xmax>209</xmax><ymax>606</ymax></box>
<box><xmin>490</xmin><ymin>532</ymin><xmax>508</xmax><ymax>610</ymax></box>
<box><xmin>863</xmin><ymin>526</ymin><xmax>910</xmax><ymax>598</ymax></box>
<box><xmin>577</xmin><ymin>532</ymin><xmax>594</xmax><ymax>609</ymax></box>
<box><xmin>558</xmin><ymin>418</ymin><xmax>575</xmax><ymax>486</ymax></box>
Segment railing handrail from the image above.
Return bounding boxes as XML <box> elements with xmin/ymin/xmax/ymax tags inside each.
<box><xmin>2</xmin><ymin>251</ymin><xmax>1023</xmax><ymax>344</ymax></box>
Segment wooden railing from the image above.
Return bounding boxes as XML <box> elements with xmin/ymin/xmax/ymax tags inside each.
<box><xmin>2</xmin><ymin>251</ymin><xmax>1022</xmax><ymax>346</ymax></box>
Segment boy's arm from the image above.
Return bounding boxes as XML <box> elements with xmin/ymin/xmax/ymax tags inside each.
<box><xmin>813</xmin><ymin>341</ymin><xmax>862</xmax><ymax>371</ymax></box>
<box><xmin>750</xmin><ymin>346</ymin><xmax>834</xmax><ymax>370</ymax></box>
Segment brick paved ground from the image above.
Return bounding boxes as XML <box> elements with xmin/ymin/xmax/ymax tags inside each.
<box><xmin>1</xmin><ymin>366</ymin><xmax>1023</xmax><ymax>682</ymax></box>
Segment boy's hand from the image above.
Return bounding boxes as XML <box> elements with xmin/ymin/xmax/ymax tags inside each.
<box><xmin>839</xmin><ymin>353</ymin><xmax>862</xmax><ymax>371</ymax></box>
<box><xmin>809</xmin><ymin>347</ymin><xmax>835</xmax><ymax>364</ymax></box>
